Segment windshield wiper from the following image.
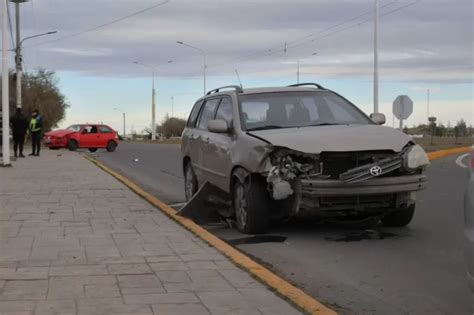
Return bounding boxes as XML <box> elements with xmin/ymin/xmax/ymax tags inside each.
<box><xmin>247</xmin><ymin>125</ymin><xmax>287</xmax><ymax>131</ymax></box>
<box><xmin>305</xmin><ymin>123</ymin><xmax>345</xmax><ymax>127</ymax></box>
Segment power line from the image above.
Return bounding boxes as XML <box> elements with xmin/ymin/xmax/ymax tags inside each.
<box><xmin>25</xmin><ymin>0</ymin><xmax>171</xmax><ymax>48</ymax></box>
<box><xmin>211</xmin><ymin>0</ymin><xmax>419</xmax><ymax>69</ymax></box>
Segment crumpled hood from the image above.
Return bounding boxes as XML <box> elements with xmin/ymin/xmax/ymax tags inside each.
<box><xmin>248</xmin><ymin>125</ymin><xmax>412</xmax><ymax>154</ymax></box>
<box><xmin>45</xmin><ymin>129</ymin><xmax>76</xmax><ymax>137</ymax></box>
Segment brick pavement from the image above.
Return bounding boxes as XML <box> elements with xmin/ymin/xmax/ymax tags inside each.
<box><xmin>0</xmin><ymin>149</ymin><xmax>303</xmax><ymax>315</ymax></box>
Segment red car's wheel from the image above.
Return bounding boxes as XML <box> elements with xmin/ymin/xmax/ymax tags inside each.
<box><xmin>68</xmin><ymin>139</ymin><xmax>78</xmax><ymax>151</ymax></box>
<box><xmin>106</xmin><ymin>141</ymin><xmax>117</xmax><ymax>152</ymax></box>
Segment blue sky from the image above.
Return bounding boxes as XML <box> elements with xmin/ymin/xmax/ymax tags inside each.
<box><xmin>7</xmin><ymin>0</ymin><xmax>472</xmax><ymax>133</ymax></box>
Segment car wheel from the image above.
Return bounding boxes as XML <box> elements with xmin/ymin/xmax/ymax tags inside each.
<box><xmin>67</xmin><ymin>139</ymin><xmax>78</xmax><ymax>151</ymax></box>
<box><xmin>381</xmin><ymin>205</ymin><xmax>415</xmax><ymax>227</ymax></box>
<box><xmin>184</xmin><ymin>162</ymin><xmax>198</xmax><ymax>201</ymax></box>
<box><xmin>106</xmin><ymin>141</ymin><xmax>117</xmax><ymax>152</ymax></box>
<box><xmin>233</xmin><ymin>174</ymin><xmax>269</xmax><ymax>234</ymax></box>
<box><xmin>88</xmin><ymin>148</ymin><xmax>98</xmax><ymax>152</ymax></box>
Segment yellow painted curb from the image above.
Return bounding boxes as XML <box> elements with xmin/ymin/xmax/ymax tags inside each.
<box><xmin>427</xmin><ymin>146</ymin><xmax>471</xmax><ymax>161</ymax></box>
<box><xmin>83</xmin><ymin>154</ymin><xmax>336</xmax><ymax>315</ymax></box>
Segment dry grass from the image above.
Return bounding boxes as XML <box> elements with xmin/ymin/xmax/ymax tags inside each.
<box><xmin>413</xmin><ymin>136</ymin><xmax>473</xmax><ymax>152</ymax></box>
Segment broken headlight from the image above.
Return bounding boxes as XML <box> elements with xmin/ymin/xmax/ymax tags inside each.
<box><xmin>402</xmin><ymin>144</ymin><xmax>430</xmax><ymax>172</ymax></box>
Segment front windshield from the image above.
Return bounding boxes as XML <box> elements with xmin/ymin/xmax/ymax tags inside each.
<box><xmin>239</xmin><ymin>91</ymin><xmax>372</xmax><ymax>131</ymax></box>
<box><xmin>66</xmin><ymin>125</ymin><xmax>82</xmax><ymax>132</ymax></box>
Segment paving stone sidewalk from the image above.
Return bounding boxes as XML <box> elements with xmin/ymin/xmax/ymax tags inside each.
<box><xmin>0</xmin><ymin>149</ymin><xmax>303</xmax><ymax>315</ymax></box>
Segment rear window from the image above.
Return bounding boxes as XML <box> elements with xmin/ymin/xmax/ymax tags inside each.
<box><xmin>99</xmin><ymin>126</ymin><xmax>112</xmax><ymax>133</ymax></box>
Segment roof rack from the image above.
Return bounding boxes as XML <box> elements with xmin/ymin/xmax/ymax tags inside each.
<box><xmin>206</xmin><ymin>85</ymin><xmax>243</xmax><ymax>95</ymax></box>
<box><xmin>287</xmin><ymin>82</ymin><xmax>325</xmax><ymax>89</ymax></box>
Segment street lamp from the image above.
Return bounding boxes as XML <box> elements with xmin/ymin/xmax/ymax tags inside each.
<box><xmin>11</xmin><ymin>0</ymin><xmax>56</xmax><ymax>109</ymax></box>
<box><xmin>15</xmin><ymin>31</ymin><xmax>57</xmax><ymax>109</ymax></box>
<box><xmin>176</xmin><ymin>41</ymin><xmax>207</xmax><ymax>95</ymax></box>
<box><xmin>134</xmin><ymin>60</ymin><xmax>173</xmax><ymax>141</ymax></box>
<box><xmin>113</xmin><ymin>108</ymin><xmax>126</xmax><ymax>139</ymax></box>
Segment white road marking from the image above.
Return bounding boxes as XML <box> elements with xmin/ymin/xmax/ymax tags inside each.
<box><xmin>455</xmin><ymin>153</ymin><xmax>469</xmax><ymax>168</ymax></box>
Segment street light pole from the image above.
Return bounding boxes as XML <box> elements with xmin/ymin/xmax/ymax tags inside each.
<box><xmin>15</xmin><ymin>1</ymin><xmax>20</xmax><ymax>109</ymax></box>
<box><xmin>177</xmin><ymin>41</ymin><xmax>207</xmax><ymax>95</ymax></box>
<box><xmin>296</xmin><ymin>59</ymin><xmax>300</xmax><ymax>84</ymax></box>
<box><xmin>2</xmin><ymin>0</ymin><xmax>10</xmax><ymax>166</ymax></box>
<box><xmin>373</xmin><ymin>0</ymin><xmax>379</xmax><ymax>113</ymax></box>
<box><xmin>14</xmin><ymin>31</ymin><xmax>56</xmax><ymax>109</ymax></box>
<box><xmin>152</xmin><ymin>69</ymin><xmax>156</xmax><ymax>141</ymax></box>
<box><xmin>134</xmin><ymin>60</ymin><xmax>172</xmax><ymax>141</ymax></box>
<box><xmin>171</xmin><ymin>96</ymin><xmax>174</xmax><ymax>118</ymax></box>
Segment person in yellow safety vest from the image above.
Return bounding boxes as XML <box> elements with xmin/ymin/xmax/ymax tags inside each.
<box><xmin>29</xmin><ymin>109</ymin><xmax>43</xmax><ymax>156</ymax></box>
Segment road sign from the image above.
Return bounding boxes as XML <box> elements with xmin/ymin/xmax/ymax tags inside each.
<box><xmin>393</xmin><ymin>95</ymin><xmax>413</xmax><ymax>120</ymax></box>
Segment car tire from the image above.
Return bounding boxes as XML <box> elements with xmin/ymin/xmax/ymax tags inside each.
<box><xmin>232</xmin><ymin>174</ymin><xmax>269</xmax><ymax>234</ymax></box>
<box><xmin>67</xmin><ymin>140</ymin><xmax>78</xmax><ymax>151</ymax></box>
<box><xmin>88</xmin><ymin>148</ymin><xmax>98</xmax><ymax>152</ymax></box>
<box><xmin>106</xmin><ymin>141</ymin><xmax>117</xmax><ymax>152</ymax></box>
<box><xmin>381</xmin><ymin>205</ymin><xmax>415</xmax><ymax>227</ymax></box>
<box><xmin>184</xmin><ymin>161</ymin><xmax>198</xmax><ymax>201</ymax></box>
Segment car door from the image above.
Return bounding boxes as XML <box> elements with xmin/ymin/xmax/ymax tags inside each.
<box><xmin>98</xmin><ymin>125</ymin><xmax>114</xmax><ymax>147</ymax></box>
<box><xmin>182</xmin><ymin>100</ymin><xmax>204</xmax><ymax>179</ymax></box>
<box><xmin>202</xmin><ymin>96</ymin><xmax>234</xmax><ymax>189</ymax></box>
<box><xmin>80</xmin><ymin>125</ymin><xmax>100</xmax><ymax>147</ymax></box>
<box><xmin>194</xmin><ymin>97</ymin><xmax>221</xmax><ymax>185</ymax></box>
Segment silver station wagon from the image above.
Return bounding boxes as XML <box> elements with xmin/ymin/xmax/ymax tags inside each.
<box><xmin>181</xmin><ymin>83</ymin><xmax>429</xmax><ymax>234</ymax></box>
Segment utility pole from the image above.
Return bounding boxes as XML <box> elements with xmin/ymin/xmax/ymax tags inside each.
<box><xmin>296</xmin><ymin>59</ymin><xmax>300</xmax><ymax>84</ymax></box>
<box><xmin>171</xmin><ymin>96</ymin><xmax>174</xmax><ymax>118</ymax></box>
<box><xmin>373</xmin><ymin>0</ymin><xmax>379</xmax><ymax>113</ymax></box>
<box><xmin>2</xmin><ymin>0</ymin><xmax>11</xmax><ymax>166</ymax></box>
<box><xmin>152</xmin><ymin>70</ymin><xmax>156</xmax><ymax>141</ymax></box>
<box><xmin>15</xmin><ymin>1</ymin><xmax>21</xmax><ymax>109</ymax></box>
<box><xmin>122</xmin><ymin>112</ymin><xmax>126</xmax><ymax>139</ymax></box>
<box><xmin>427</xmin><ymin>88</ymin><xmax>430</xmax><ymax>124</ymax></box>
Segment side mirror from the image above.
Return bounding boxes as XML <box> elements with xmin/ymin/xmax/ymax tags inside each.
<box><xmin>208</xmin><ymin>119</ymin><xmax>228</xmax><ymax>133</ymax></box>
<box><xmin>370</xmin><ymin>113</ymin><xmax>386</xmax><ymax>125</ymax></box>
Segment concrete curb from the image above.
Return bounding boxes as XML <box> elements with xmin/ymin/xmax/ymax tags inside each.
<box><xmin>83</xmin><ymin>146</ymin><xmax>470</xmax><ymax>315</ymax></box>
<box><xmin>427</xmin><ymin>146</ymin><xmax>471</xmax><ymax>161</ymax></box>
<box><xmin>84</xmin><ymin>154</ymin><xmax>336</xmax><ymax>315</ymax></box>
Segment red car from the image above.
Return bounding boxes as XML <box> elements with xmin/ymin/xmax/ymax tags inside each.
<box><xmin>44</xmin><ymin>124</ymin><xmax>119</xmax><ymax>152</ymax></box>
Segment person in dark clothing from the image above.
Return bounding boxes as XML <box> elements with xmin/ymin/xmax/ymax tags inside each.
<box><xmin>10</xmin><ymin>108</ymin><xmax>29</xmax><ymax>158</ymax></box>
<box><xmin>29</xmin><ymin>109</ymin><xmax>43</xmax><ymax>157</ymax></box>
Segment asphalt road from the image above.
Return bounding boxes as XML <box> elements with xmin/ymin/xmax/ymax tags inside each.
<box><xmin>92</xmin><ymin>142</ymin><xmax>474</xmax><ymax>314</ymax></box>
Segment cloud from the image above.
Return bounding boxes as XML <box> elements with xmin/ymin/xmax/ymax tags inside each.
<box><xmin>15</xmin><ymin>0</ymin><xmax>471</xmax><ymax>83</ymax></box>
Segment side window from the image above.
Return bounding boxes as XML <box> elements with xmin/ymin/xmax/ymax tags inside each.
<box><xmin>82</xmin><ymin>126</ymin><xmax>94</xmax><ymax>134</ymax></box>
<box><xmin>214</xmin><ymin>97</ymin><xmax>233</xmax><ymax>127</ymax></box>
<box><xmin>187</xmin><ymin>100</ymin><xmax>204</xmax><ymax>128</ymax></box>
<box><xmin>197</xmin><ymin>98</ymin><xmax>220</xmax><ymax>130</ymax></box>
<box><xmin>90</xmin><ymin>126</ymin><xmax>98</xmax><ymax>134</ymax></box>
<box><xmin>99</xmin><ymin>126</ymin><xmax>112</xmax><ymax>133</ymax></box>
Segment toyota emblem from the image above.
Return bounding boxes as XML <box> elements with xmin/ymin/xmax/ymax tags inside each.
<box><xmin>370</xmin><ymin>166</ymin><xmax>383</xmax><ymax>177</ymax></box>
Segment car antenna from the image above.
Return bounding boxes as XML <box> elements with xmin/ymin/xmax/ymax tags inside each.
<box><xmin>235</xmin><ymin>69</ymin><xmax>243</xmax><ymax>89</ymax></box>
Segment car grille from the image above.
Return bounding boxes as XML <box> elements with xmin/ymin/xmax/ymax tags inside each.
<box><xmin>320</xmin><ymin>151</ymin><xmax>399</xmax><ymax>179</ymax></box>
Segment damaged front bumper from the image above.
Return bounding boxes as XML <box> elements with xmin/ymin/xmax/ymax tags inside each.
<box><xmin>292</xmin><ymin>174</ymin><xmax>427</xmax><ymax>216</ymax></box>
